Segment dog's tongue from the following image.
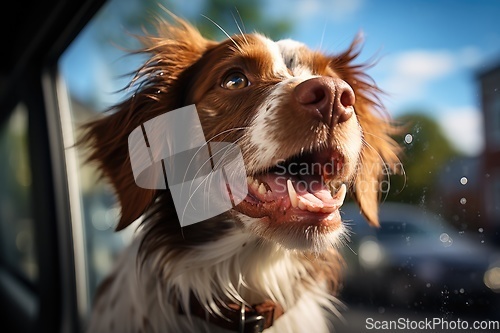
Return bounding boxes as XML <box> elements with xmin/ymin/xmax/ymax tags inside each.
<box><xmin>255</xmin><ymin>172</ymin><xmax>346</xmax><ymax>213</ymax></box>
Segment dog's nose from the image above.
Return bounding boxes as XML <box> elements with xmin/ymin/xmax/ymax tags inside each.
<box><xmin>294</xmin><ymin>77</ymin><xmax>355</xmax><ymax>126</ymax></box>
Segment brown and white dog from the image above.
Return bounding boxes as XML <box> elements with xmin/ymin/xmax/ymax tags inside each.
<box><xmin>82</xmin><ymin>12</ymin><xmax>400</xmax><ymax>333</ymax></box>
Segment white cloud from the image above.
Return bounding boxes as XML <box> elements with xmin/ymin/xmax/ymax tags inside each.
<box><xmin>437</xmin><ymin>106</ymin><xmax>485</xmax><ymax>156</ymax></box>
<box><xmin>394</xmin><ymin>51</ymin><xmax>455</xmax><ymax>79</ymax></box>
<box><xmin>378</xmin><ymin>47</ymin><xmax>483</xmax><ymax>106</ymax></box>
<box><xmin>380</xmin><ymin>50</ymin><xmax>456</xmax><ymax>101</ymax></box>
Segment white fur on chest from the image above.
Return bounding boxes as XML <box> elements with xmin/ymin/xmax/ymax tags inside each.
<box><xmin>85</xmin><ymin>228</ymin><xmax>342</xmax><ymax>333</ymax></box>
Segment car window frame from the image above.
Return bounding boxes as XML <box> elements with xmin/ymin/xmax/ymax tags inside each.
<box><xmin>0</xmin><ymin>1</ymin><xmax>106</xmax><ymax>333</ymax></box>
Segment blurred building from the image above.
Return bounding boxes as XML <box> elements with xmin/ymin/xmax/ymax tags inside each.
<box><xmin>478</xmin><ymin>62</ymin><xmax>500</xmax><ymax>240</ymax></box>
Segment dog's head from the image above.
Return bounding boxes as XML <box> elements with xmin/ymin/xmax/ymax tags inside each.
<box><xmin>81</xmin><ymin>14</ymin><xmax>400</xmax><ymax>253</ymax></box>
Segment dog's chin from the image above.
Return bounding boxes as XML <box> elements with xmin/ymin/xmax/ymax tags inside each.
<box><xmin>234</xmin><ymin>210</ymin><xmax>346</xmax><ymax>253</ymax></box>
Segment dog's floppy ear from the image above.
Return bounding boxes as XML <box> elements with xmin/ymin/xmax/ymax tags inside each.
<box><xmin>353</xmin><ymin>108</ymin><xmax>401</xmax><ymax>227</ymax></box>
<box><xmin>330</xmin><ymin>36</ymin><xmax>401</xmax><ymax>227</ymax></box>
<box><xmin>79</xmin><ymin>14</ymin><xmax>214</xmax><ymax>230</ymax></box>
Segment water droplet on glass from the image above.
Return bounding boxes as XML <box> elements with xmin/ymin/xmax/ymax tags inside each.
<box><xmin>478</xmin><ymin>228</ymin><xmax>484</xmax><ymax>233</ymax></box>
<box><xmin>404</xmin><ymin>134</ymin><xmax>413</xmax><ymax>144</ymax></box>
<box><xmin>440</xmin><ymin>233</ymin><xmax>453</xmax><ymax>247</ymax></box>
<box><xmin>481</xmin><ymin>240</ymin><xmax>485</xmax><ymax>244</ymax></box>
<box><xmin>459</xmin><ymin>288</ymin><xmax>465</xmax><ymax>294</ymax></box>
<box><xmin>426</xmin><ymin>283</ymin><xmax>431</xmax><ymax>288</ymax></box>
<box><xmin>460</xmin><ymin>198</ymin><xmax>467</xmax><ymax>205</ymax></box>
<box><xmin>460</xmin><ymin>177</ymin><xmax>468</xmax><ymax>185</ymax></box>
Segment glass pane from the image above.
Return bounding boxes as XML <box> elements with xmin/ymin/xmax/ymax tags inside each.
<box><xmin>0</xmin><ymin>103</ymin><xmax>37</xmax><ymax>282</ymax></box>
<box><xmin>58</xmin><ymin>1</ymin><xmax>145</xmax><ymax>302</ymax></box>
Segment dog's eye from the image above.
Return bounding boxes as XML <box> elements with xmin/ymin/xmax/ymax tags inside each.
<box><xmin>222</xmin><ymin>72</ymin><xmax>249</xmax><ymax>90</ymax></box>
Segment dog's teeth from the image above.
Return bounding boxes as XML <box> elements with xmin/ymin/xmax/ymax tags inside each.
<box><xmin>247</xmin><ymin>176</ymin><xmax>253</xmax><ymax>185</ymax></box>
<box><xmin>258</xmin><ymin>183</ymin><xmax>266</xmax><ymax>195</ymax></box>
<box><xmin>252</xmin><ymin>179</ymin><xmax>259</xmax><ymax>189</ymax></box>
<box><xmin>320</xmin><ymin>206</ymin><xmax>334</xmax><ymax>213</ymax></box>
<box><xmin>336</xmin><ymin>184</ymin><xmax>347</xmax><ymax>202</ymax></box>
<box><xmin>306</xmin><ymin>205</ymin><xmax>321</xmax><ymax>213</ymax></box>
<box><xmin>298</xmin><ymin>200</ymin><xmax>307</xmax><ymax>210</ymax></box>
<box><xmin>287</xmin><ymin>179</ymin><xmax>298</xmax><ymax>208</ymax></box>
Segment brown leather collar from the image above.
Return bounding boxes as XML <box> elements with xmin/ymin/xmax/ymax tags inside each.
<box><xmin>179</xmin><ymin>297</ymin><xmax>284</xmax><ymax>332</ymax></box>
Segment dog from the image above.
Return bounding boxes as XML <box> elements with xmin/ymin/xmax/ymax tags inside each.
<box><xmin>82</xmin><ymin>11</ymin><xmax>400</xmax><ymax>333</ymax></box>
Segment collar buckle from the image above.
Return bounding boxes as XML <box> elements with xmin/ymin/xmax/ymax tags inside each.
<box><xmin>239</xmin><ymin>301</ymin><xmax>265</xmax><ymax>333</ymax></box>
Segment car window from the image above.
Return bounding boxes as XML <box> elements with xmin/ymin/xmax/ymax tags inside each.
<box><xmin>58</xmin><ymin>0</ymin><xmax>144</xmax><ymax>303</ymax></box>
<box><xmin>0</xmin><ymin>103</ymin><xmax>37</xmax><ymax>283</ymax></box>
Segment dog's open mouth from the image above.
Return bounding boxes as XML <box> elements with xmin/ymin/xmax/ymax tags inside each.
<box><xmin>235</xmin><ymin>147</ymin><xmax>347</xmax><ymax>229</ymax></box>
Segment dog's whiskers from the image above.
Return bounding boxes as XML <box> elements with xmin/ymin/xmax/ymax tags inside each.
<box><xmin>231</xmin><ymin>9</ymin><xmax>248</xmax><ymax>45</ymax></box>
<box><xmin>363</xmin><ymin>131</ymin><xmax>407</xmax><ymax>195</ymax></box>
<box><xmin>180</xmin><ymin>135</ymin><xmax>246</xmax><ymax>221</ymax></box>
<box><xmin>180</xmin><ymin>127</ymin><xmax>248</xmax><ymax>192</ymax></box>
<box><xmin>201</xmin><ymin>14</ymin><xmax>243</xmax><ymax>53</ymax></box>
<box><xmin>183</xmin><ymin>127</ymin><xmax>247</xmax><ymax>181</ymax></box>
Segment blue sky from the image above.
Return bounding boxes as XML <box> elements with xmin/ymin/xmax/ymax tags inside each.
<box><xmin>61</xmin><ymin>0</ymin><xmax>500</xmax><ymax>156</ymax></box>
